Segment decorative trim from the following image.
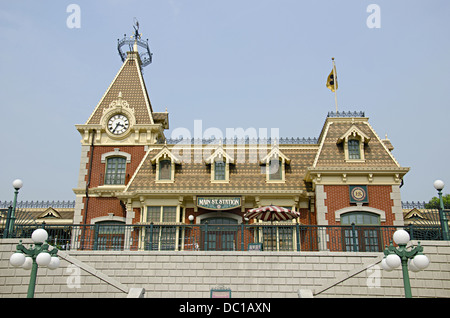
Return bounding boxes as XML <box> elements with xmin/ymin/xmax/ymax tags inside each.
<box><xmin>101</xmin><ymin>149</ymin><xmax>132</xmax><ymax>163</ymax></box>
<box><xmin>334</xmin><ymin>206</ymin><xmax>386</xmax><ymax>222</ymax></box>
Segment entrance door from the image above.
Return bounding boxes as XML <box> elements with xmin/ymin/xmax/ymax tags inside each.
<box><xmin>201</xmin><ymin>217</ymin><xmax>238</xmax><ymax>251</ymax></box>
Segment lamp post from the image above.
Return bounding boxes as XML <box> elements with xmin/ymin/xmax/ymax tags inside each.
<box><xmin>381</xmin><ymin>229</ymin><xmax>430</xmax><ymax>298</ymax></box>
<box><xmin>9</xmin><ymin>228</ymin><xmax>60</xmax><ymax>298</ymax></box>
<box><xmin>433</xmin><ymin>180</ymin><xmax>449</xmax><ymax>241</ymax></box>
<box><xmin>4</xmin><ymin>179</ymin><xmax>23</xmax><ymax>238</ymax></box>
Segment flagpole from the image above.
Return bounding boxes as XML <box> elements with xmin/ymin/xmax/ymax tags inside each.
<box><xmin>332</xmin><ymin>57</ymin><xmax>338</xmax><ymax>113</ymax></box>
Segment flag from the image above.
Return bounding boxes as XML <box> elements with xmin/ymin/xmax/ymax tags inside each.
<box><xmin>326</xmin><ymin>68</ymin><xmax>338</xmax><ymax>92</ymax></box>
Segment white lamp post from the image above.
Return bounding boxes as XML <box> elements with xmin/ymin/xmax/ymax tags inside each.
<box><xmin>433</xmin><ymin>180</ymin><xmax>449</xmax><ymax>240</ymax></box>
<box><xmin>9</xmin><ymin>228</ymin><xmax>60</xmax><ymax>298</ymax></box>
<box><xmin>4</xmin><ymin>179</ymin><xmax>23</xmax><ymax>238</ymax></box>
<box><xmin>381</xmin><ymin>229</ymin><xmax>429</xmax><ymax>298</ymax></box>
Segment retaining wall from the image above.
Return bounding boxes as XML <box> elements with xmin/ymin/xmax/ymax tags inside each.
<box><xmin>1</xmin><ymin>239</ymin><xmax>449</xmax><ymax>298</ymax></box>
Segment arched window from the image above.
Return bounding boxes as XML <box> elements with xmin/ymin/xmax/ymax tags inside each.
<box><xmin>340</xmin><ymin>212</ymin><xmax>381</xmax><ymax>252</ymax></box>
<box><xmin>341</xmin><ymin>212</ymin><xmax>380</xmax><ymax>225</ymax></box>
<box><xmin>95</xmin><ymin>220</ymin><xmax>125</xmax><ymax>251</ymax></box>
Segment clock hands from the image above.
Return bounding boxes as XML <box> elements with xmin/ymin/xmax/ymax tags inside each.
<box><xmin>112</xmin><ymin>122</ymin><xmax>125</xmax><ymax>134</ymax></box>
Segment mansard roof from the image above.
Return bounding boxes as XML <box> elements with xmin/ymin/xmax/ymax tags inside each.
<box><xmin>124</xmin><ymin>144</ymin><xmax>317</xmax><ymax>195</ymax></box>
<box><xmin>313</xmin><ymin>115</ymin><xmax>401</xmax><ymax>168</ymax></box>
<box><xmin>119</xmin><ymin>112</ymin><xmax>409</xmax><ymax>197</ymax></box>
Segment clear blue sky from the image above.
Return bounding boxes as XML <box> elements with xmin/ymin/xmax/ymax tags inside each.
<box><xmin>0</xmin><ymin>0</ymin><xmax>449</xmax><ymax>203</ymax></box>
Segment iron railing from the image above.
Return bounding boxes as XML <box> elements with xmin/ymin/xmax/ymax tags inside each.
<box><xmin>3</xmin><ymin>223</ymin><xmax>444</xmax><ymax>253</ymax></box>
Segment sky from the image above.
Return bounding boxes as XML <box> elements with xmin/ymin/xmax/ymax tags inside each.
<box><xmin>0</xmin><ymin>0</ymin><xmax>449</xmax><ymax>203</ymax></box>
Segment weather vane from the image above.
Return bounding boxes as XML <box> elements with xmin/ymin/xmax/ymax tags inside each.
<box><xmin>117</xmin><ymin>18</ymin><xmax>153</xmax><ymax>68</ymax></box>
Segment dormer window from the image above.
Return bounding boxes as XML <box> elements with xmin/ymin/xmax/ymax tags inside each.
<box><xmin>268</xmin><ymin>159</ymin><xmax>282</xmax><ymax>181</ymax></box>
<box><xmin>159</xmin><ymin>159</ymin><xmax>172</xmax><ymax>180</ymax></box>
<box><xmin>260</xmin><ymin>144</ymin><xmax>290</xmax><ymax>183</ymax></box>
<box><xmin>205</xmin><ymin>146</ymin><xmax>234</xmax><ymax>183</ymax></box>
<box><xmin>151</xmin><ymin>146</ymin><xmax>181</xmax><ymax>183</ymax></box>
<box><xmin>337</xmin><ymin>125</ymin><xmax>370</xmax><ymax>162</ymax></box>
<box><xmin>348</xmin><ymin>139</ymin><xmax>361</xmax><ymax>159</ymax></box>
<box><xmin>214</xmin><ymin>160</ymin><xmax>226</xmax><ymax>181</ymax></box>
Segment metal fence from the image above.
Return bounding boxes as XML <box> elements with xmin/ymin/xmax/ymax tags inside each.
<box><xmin>4</xmin><ymin>223</ymin><xmax>444</xmax><ymax>253</ymax></box>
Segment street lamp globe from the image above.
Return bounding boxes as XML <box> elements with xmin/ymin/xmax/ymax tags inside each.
<box><xmin>22</xmin><ymin>257</ymin><xmax>33</xmax><ymax>270</ymax></box>
<box><xmin>10</xmin><ymin>252</ymin><xmax>26</xmax><ymax>267</ymax></box>
<box><xmin>393</xmin><ymin>229</ymin><xmax>410</xmax><ymax>245</ymax></box>
<box><xmin>31</xmin><ymin>228</ymin><xmax>48</xmax><ymax>244</ymax></box>
<box><xmin>12</xmin><ymin>179</ymin><xmax>23</xmax><ymax>190</ymax></box>
<box><xmin>412</xmin><ymin>254</ymin><xmax>430</xmax><ymax>270</ymax></box>
<box><xmin>381</xmin><ymin>258</ymin><xmax>394</xmax><ymax>271</ymax></box>
<box><xmin>47</xmin><ymin>256</ymin><xmax>60</xmax><ymax>270</ymax></box>
<box><xmin>433</xmin><ymin>180</ymin><xmax>445</xmax><ymax>191</ymax></box>
<box><xmin>408</xmin><ymin>259</ymin><xmax>421</xmax><ymax>273</ymax></box>
<box><xmin>385</xmin><ymin>254</ymin><xmax>401</xmax><ymax>269</ymax></box>
<box><xmin>36</xmin><ymin>252</ymin><xmax>51</xmax><ymax>267</ymax></box>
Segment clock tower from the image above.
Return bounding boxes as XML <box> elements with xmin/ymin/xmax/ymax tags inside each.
<box><xmin>73</xmin><ymin>22</ymin><xmax>169</xmax><ymax>228</ymax></box>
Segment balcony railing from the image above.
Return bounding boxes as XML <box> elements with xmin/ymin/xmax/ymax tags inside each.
<box><xmin>4</xmin><ymin>223</ymin><xmax>444</xmax><ymax>253</ymax></box>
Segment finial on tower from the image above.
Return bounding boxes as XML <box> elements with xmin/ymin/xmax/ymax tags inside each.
<box><xmin>117</xmin><ymin>18</ymin><xmax>153</xmax><ymax>68</ymax></box>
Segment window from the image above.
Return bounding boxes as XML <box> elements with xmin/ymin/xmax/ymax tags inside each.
<box><xmin>105</xmin><ymin>157</ymin><xmax>126</xmax><ymax>185</ymax></box>
<box><xmin>159</xmin><ymin>159</ymin><xmax>172</xmax><ymax>180</ymax></box>
<box><xmin>145</xmin><ymin>206</ymin><xmax>178</xmax><ymax>251</ymax></box>
<box><xmin>348</xmin><ymin>139</ymin><xmax>361</xmax><ymax>159</ymax></box>
<box><xmin>214</xmin><ymin>160</ymin><xmax>226</xmax><ymax>181</ymax></box>
<box><xmin>206</xmin><ymin>147</ymin><xmax>234</xmax><ymax>183</ymax></box>
<box><xmin>146</xmin><ymin>206</ymin><xmax>177</xmax><ymax>223</ymax></box>
<box><xmin>337</xmin><ymin>125</ymin><xmax>370</xmax><ymax>162</ymax></box>
<box><xmin>260</xmin><ymin>146</ymin><xmax>290</xmax><ymax>183</ymax></box>
<box><xmin>268</xmin><ymin>159</ymin><xmax>282</xmax><ymax>180</ymax></box>
<box><xmin>341</xmin><ymin>212</ymin><xmax>380</xmax><ymax>226</ymax></box>
<box><xmin>341</xmin><ymin>212</ymin><xmax>381</xmax><ymax>252</ymax></box>
<box><xmin>151</xmin><ymin>147</ymin><xmax>180</xmax><ymax>182</ymax></box>
<box><xmin>95</xmin><ymin>221</ymin><xmax>125</xmax><ymax>251</ymax></box>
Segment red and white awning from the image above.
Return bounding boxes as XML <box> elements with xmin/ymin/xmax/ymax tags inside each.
<box><xmin>244</xmin><ymin>205</ymin><xmax>300</xmax><ymax>222</ymax></box>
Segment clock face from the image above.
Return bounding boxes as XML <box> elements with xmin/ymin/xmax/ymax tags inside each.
<box><xmin>108</xmin><ymin>114</ymin><xmax>129</xmax><ymax>135</ymax></box>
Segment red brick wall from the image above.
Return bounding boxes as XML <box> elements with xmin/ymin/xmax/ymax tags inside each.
<box><xmin>84</xmin><ymin>146</ymin><xmax>146</xmax><ymax>187</ymax></box>
<box><xmin>323</xmin><ymin>185</ymin><xmax>395</xmax><ymax>225</ymax></box>
<box><xmin>80</xmin><ymin>145</ymin><xmax>146</xmax><ymax>224</ymax></box>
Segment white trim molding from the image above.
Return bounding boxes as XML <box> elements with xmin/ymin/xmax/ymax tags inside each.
<box><xmin>334</xmin><ymin>206</ymin><xmax>386</xmax><ymax>223</ymax></box>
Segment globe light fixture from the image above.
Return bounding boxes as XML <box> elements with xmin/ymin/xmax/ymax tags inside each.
<box><xmin>433</xmin><ymin>179</ymin><xmax>445</xmax><ymax>191</ymax></box>
<box><xmin>393</xmin><ymin>229</ymin><xmax>410</xmax><ymax>245</ymax></box>
<box><xmin>10</xmin><ymin>252</ymin><xmax>26</xmax><ymax>267</ymax></box>
<box><xmin>9</xmin><ymin>228</ymin><xmax>60</xmax><ymax>298</ymax></box>
<box><xmin>22</xmin><ymin>257</ymin><xmax>33</xmax><ymax>270</ymax></box>
<box><xmin>382</xmin><ymin>229</ymin><xmax>429</xmax><ymax>298</ymax></box>
<box><xmin>412</xmin><ymin>254</ymin><xmax>430</xmax><ymax>270</ymax></box>
<box><xmin>385</xmin><ymin>253</ymin><xmax>401</xmax><ymax>269</ymax></box>
<box><xmin>433</xmin><ymin>179</ymin><xmax>449</xmax><ymax>241</ymax></box>
<box><xmin>48</xmin><ymin>256</ymin><xmax>61</xmax><ymax>270</ymax></box>
<box><xmin>12</xmin><ymin>179</ymin><xmax>23</xmax><ymax>190</ymax></box>
<box><xmin>32</xmin><ymin>228</ymin><xmax>49</xmax><ymax>244</ymax></box>
<box><xmin>4</xmin><ymin>179</ymin><xmax>24</xmax><ymax>238</ymax></box>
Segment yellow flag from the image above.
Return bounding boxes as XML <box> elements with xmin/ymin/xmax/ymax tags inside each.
<box><xmin>326</xmin><ymin>68</ymin><xmax>338</xmax><ymax>92</ymax></box>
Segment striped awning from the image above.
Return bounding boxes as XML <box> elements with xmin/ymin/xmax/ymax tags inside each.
<box><xmin>244</xmin><ymin>205</ymin><xmax>300</xmax><ymax>222</ymax></box>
